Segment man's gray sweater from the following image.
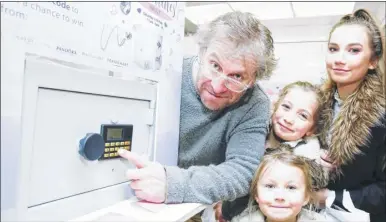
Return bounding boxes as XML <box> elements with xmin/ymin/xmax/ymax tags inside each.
<box><xmin>164</xmin><ymin>57</ymin><xmax>270</xmax><ymax>204</ymax></box>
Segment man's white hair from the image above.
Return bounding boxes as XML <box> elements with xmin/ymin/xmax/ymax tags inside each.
<box><xmin>195</xmin><ymin>11</ymin><xmax>277</xmax><ymax>81</ymax></box>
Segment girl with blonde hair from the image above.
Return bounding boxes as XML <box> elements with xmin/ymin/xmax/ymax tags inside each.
<box><xmin>232</xmin><ymin>146</ymin><xmax>329</xmax><ymax>222</ymax></box>
<box><xmin>219</xmin><ymin>81</ymin><xmax>330</xmax><ymax>221</ymax></box>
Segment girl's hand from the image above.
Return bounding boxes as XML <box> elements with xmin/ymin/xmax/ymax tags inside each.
<box><xmin>319</xmin><ymin>150</ymin><xmax>336</xmax><ymax>171</ymax></box>
<box><xmin>315</xmin><ymin>188</ymin><xmax>330</xmax><ymax>208</ymax></box>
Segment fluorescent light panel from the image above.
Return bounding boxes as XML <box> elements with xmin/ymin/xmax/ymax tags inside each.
<box><xmin>229</xmin><ymin>2</ymin><xmax>294</xmax><ymax>20</ymax></box>
<box><xmin>292</xmin><ymin>2</ymin><xmax>355</xmax><ymax>18</ymax></box>
<box><xmin>185</xmin><ymin>2</ymin><xmax>356</xmax><ymax>25</ymax></box>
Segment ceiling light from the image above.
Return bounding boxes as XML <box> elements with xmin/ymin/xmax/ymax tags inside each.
<box><xmin>292</xmin><ymin>2</ymin><xmax>355</xmax><ymax>18</ymax></box>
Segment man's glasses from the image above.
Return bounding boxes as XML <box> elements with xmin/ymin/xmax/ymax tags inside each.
<box><xmin>200</xmin><ymin>61</ymin><xmax>251</xmax><ymax>93</ymax></box>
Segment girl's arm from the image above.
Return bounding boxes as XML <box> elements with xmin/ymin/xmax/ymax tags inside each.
<box><xmin>326</xmin><ymin>134</ymin><xmax>385</xmax><ymax>215</ymax></box>
<box><xmin>345</xmin><ymin>141</ymin><xmax>385</xmax><ymax>214</ymax></box>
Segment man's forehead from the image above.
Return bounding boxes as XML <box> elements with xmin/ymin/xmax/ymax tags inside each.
<box><xmin>207</xmin><ymin>42</ymin><xmax>243</xmax><ymax>57</ymax></box>
<box><xmin>207</xmin><ymin>46</ymin><xmax>256</xmax><ymax>67</ymax></box>
<box><xmin>207</xmin><ymin>51</ymin><xmax>243</xmax><ymax>63</ymax></box>
<box><xmin>207</xmin><ymin>50</ymin><xmax>257</xmax><ymax>73</ymax></box>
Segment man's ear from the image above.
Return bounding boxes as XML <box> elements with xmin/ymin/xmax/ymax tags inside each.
<box><xmin>198</xmin><ymin>47</ymin><xmax>207</xmax><ymax>59</ymax></box>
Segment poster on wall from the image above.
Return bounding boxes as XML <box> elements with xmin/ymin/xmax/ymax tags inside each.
<box><xmin>1</xmin><ymin>1</ymin><xmax>185</xmax><ymax>78</ymax></box>
<box><xmin>1</xmin><ymin>1</ymin><xmax>186</xmax><ymax>214</ymax></box>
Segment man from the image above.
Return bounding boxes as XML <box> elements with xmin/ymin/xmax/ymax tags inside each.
<box><xmin>119</xmin><ymin>11</ymin><xmax>276</xmax><ymax>207</ymax></box>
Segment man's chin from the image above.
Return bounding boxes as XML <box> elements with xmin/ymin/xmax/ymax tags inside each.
<box><xmin>203</xmin><ymin>102</ymin><xmax>223</xmax><ymax>111</ymax></box>
<box><xmin>201</xmin><ymin>99</ymin><xmax>224</xmax><ymax>111</ymax></box>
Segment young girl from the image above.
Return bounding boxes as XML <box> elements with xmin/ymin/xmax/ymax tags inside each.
<box><xmin>317</xmin><ymin>9</ymin><xmax>385</xmax><ymax>222</ymax></box>
<box><xmin>266</xmin><ymin>81</ymin><xmax>324</xmax><ymax>159</ymax></box>
<box><xmin>219</xmin><ymin>81</ymin><xmax>328</xmax><ymax>221</ymax></box>
<box><xmin>231</xmin><ymin>146</ymin><xmax>329</xmax><ymax>222</ymax></box>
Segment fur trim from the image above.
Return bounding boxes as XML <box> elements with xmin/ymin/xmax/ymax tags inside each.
<box><xmin>319</xmin><ymin>74</ymin><xmax>385</xmax><ymax>167</ymax></box>
<box><xmin>307</xmin><ymin>158</ymin><xmax>330</xmax><ymax>191</ymax></box>
<box><xmin>266</xmin><ymin>129</ymin><xmax>282</xmax><ymax>149</ymax></box>
<box><xmin>232</xmin><ymin>206</ymin><xmax>329</xmax><ymax>222</ymax></box>
<box><xmin>293</xmin><ymin>137</ymin><xmax>321</xmax><ymax>161</ymax></box>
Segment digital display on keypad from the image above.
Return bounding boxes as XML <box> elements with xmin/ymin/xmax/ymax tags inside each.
<box><xmin>100</xmin><ymin>124</ymin><xmax>133</xmax><ymax>160</ymax></box>
<box><xmin>107</xmin><ymin>128</ymin><xmax>123</xmax><ymax>140</ymax></box>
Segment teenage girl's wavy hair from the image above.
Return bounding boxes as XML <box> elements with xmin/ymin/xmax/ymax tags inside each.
<box><xmin>318</xmin><ymin>9</ymin><xmax>386</xmax><ymax>169</ymax></box>
<box><xmin>323</xmin><ymin>9</ymin><xmax>385</xmax><ymax>95</ymax></box>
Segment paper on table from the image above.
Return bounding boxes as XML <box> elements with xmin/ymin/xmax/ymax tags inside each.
<box><xmin>134</xmin><ymin>200</ymin><xmax>167</xmax><ymax>213</ymax></box>
<box><xmin>92</xmin><ymin>212</ymin><xmax>137</xmax><ymax>221</ymax></box>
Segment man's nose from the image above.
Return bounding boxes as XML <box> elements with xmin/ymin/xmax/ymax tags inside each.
<box><xmin>211</xmin><ymin>77</ymin><xmax>228</xmax><ymax>94</ymax></box>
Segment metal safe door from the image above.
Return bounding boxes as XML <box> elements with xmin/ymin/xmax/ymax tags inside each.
<box><xmin>19</xmin><ymin>57</ymin><xmax>157</xmax><ymax>213</ymax></box>
<box><xmin>28</xmin><ymin>88</ymin><xmax>151</xmax><ymax>206</ymax></box>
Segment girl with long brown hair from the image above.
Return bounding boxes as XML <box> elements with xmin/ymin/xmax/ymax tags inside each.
<box><xmin>317</xmin><ymin>9</ymin><xmax>385</xmax><ymax>222</ymax></box>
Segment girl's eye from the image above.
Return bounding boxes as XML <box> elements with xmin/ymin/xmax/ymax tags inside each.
<box><xmin>349</xmin><ymin>48</ymin><xmax>361</xmax><ymax>54</ymax></box>
<box><xmin>265</xmin><ymin>184</ymin><xmax>275</xmax><ymax>189</ymax></box>
<box><xmin>328</xmin><ymin>47</ymin><xmax>338</xmax><ymax>52</ymax></box>
<box><xmin>287</xmin><ymin>185</ymin><xmax>297</xmax><ymax>190</ymax></box>
<box><xmin>299</xmin><ymin>113</ymin><xmax>308</xmax><ymax>120</ymax></box>
<box><xmin>229</xmin><ymin>74</ymin><xmax>243</xmax><ymax>81</ymax></box>
<box><xmin>281</xmin><ymin>104</ymin><xmax>290</xmax><ymax>110</ymax></box>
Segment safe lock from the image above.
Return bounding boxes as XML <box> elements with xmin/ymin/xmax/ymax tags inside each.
<box><xmin>79</xmin><ymin>124</ymin><xmax>133</xmax><ymax>161</ymax></box>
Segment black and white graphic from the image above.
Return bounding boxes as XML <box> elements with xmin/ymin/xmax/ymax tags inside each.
<box><xmin>155</xmin><ymin>35</ymin><xmax>163</xmax><ymax>70</ymax></box>
<box><xmin>120</xmin><ymin>2</ymin><xmax>131</xmax><ymax>15</ymax></box>
<box><xmin>110</xmin><ymin>5</ymin><xmax>118</xmax><ymax>15</ymax></box>
<box><xmin>132</xmin><ymin>24</ymin><xmax>164</xmax><ymax>71</ymax></box>
<box><xmin>100</xmin><ymin>25</ymin><xmax>131</xmax><ymax>51</ymax></box>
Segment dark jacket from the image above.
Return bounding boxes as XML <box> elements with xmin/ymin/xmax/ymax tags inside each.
<box><xmin>318</xmin><ymin>74</ymin><xmax>386</xmax><ymax>222</ymax></box>
<box><xmin>222</xmin><ymin>195</ymin><xmax>249</xmax><ymax>221</ymax></box>
<box><xmin>327</xmin><ymin>117</ymin><xmax>386</xmax><ymax>222</ymax></box>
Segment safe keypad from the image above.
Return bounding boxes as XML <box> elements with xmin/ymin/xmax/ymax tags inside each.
<box><xmin>102</xmin><ymin>140</ymin><xmax>131</xmax><ymax>159</ymax></box>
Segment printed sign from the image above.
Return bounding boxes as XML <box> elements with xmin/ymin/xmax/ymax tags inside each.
<box><xmin>1</xmin><ymin>2</ymin><xmax>186</xmax><ymax>215</ymax></box>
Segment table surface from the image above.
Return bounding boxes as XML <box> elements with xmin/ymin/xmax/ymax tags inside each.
<box><xmin>69</xmin><ymin>197</ymin><xmax>207</xmax><ymax>222</ymax></box>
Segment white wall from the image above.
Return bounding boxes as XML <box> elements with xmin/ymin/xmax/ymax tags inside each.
<box><xmin>183</xmin><ymin>16</ymin><xmax>333</xmax><ymax>94</ymax></box>
<box><xmin>183</xmin><ymin>3</ymin><xmax>385</xmax><ymax>95</ymax></box>
<box><xmin>376</xmin><ymin>2</ymin><xmax>385</xmax><ymax>25</ymax></box>
<box><xmin>262</xmin><ymin>17</ymin><xmax>336</xmax><ymax>88</ymax></box>
<box><xmin>183</xmin><ymin>34</ymin><xmax>198</xmax><ymax>57</ymax></box>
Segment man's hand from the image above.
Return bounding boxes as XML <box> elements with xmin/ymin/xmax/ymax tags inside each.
<box><xmin>118</xmin><ymin>149</ymin><xmax>166</xmax><ymax>203</ymax></box>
